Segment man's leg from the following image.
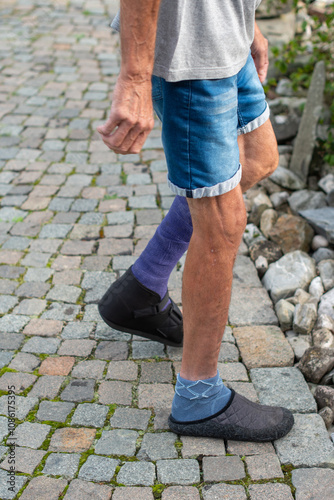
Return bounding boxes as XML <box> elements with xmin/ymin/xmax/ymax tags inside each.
<box><xmin>179</xmin><ymin>185</ymin><xmax>246</xmax><ymax>381</ymax></box>
<box><xmin>168</xmin><ymin>183</ymin><xmax>293</xmax><ymax>441</ymax></box>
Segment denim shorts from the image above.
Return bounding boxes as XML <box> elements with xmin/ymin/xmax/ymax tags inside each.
<box><xmin>151</xmin><ymin>51</ymin><xmax>270</xmax><ymax>198</ymax></box>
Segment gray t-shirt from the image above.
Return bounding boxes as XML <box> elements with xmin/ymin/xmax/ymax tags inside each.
<box><xmin>111</xmin><ymin>0</ymin><xmax>262</xmax><ymax>81</ymax></box>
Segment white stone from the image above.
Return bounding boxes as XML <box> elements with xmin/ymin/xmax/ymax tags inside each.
<box><xmin>315</xmin><ymin>313</ymin><xmax>334</xmax><ymax>332</ymax></box>
<box><xmin>312</xmin><ymin>328</ymin><xmax>334</xmax><ymax>349</ymax></box>
<box><xmin>288</xmin><ymin>335</ymin><xmax>311</xmax><ymax>360</ymax></box>
<box><xmin>275</xmin><ymin>299</ymin><xmax>295</xmax><ymax>332</ymax></box>
<box><xmin>318</xmin><ymin>259</ymin><xmax>334</xmax><ymax>292</ymax></box>
<box><xmin>260</xmin><ymin>209</ymin><xmax>278</xmax><ymax>238</ymax></box>
<box><xmin>312</xmin><ymin>235</ymin><xmax>329</xmax><ymax>250</ymax></box>
<box><xmin>309</xmin><ymin>276</ymin><xmax>325</xmax><ymax>299</ymax></box>
<box><xmin>262</xmin><ymin>251</ymin><xmax>317</xmax><ymax>303</ymax></box>
<box><xmin>270</xmin><ymin>191</ymin><xmax>290</xmax><ymax>208</ymax></box>
<box><xmin>318</xmin><ymin>173</ymin><xmax>334</xmax><ymax>194</ymax></box>
<box><xmin>318</xmin><ymin>288</ymin><xmax>334</xmax><ymax>320</ymax></box>
<box><xmin>293</xmin><ymin>302</ymin><xmax>317</xmax><ymax>335</ymax></box>
<box><xmin>253</xmin><ymin>192</ymin><xmax>272</xmax><ymax>208</ymax></box>
<box><xmin>243</xmin><ymin>224</ymin><xmax>265</xmax><ymax>247</ymax></box>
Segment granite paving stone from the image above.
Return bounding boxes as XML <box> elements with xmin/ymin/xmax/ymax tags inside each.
<box><xmin>0</xmin><ymin>295</ymin><xmax>18</xmax><ymax>314</ymax></box>
<box><xmin>138</xmin><ymin>383</ymin><xmax>175</xmax><ymax>409</ymax></box>
<box><xmin>0</xmin><ymin>266</ymin><xmax>25</xmax><ymax>279</ymax></box>
<box><xmin>61</xmin><ymin>239</ymin><xmax>95</xmax><ymax>255</ymax></box>
<box><xmin>57</xmin><ymin>339</ymin><xmax>96</xmax><ymax>357</ymax></box>
<box><xmin>95</xmin><ymin>429</ymin><xmax>139</xmax><ymax>456</ymax></box>
<box><xmin>71</xmin><ymin>403</ymin><xmax>109</xmax><ymax>427</ymax></box>
<box><xmin>49</xmin><ymin>427</ymin><xmax>96</xmax><ymax>453</ymax></box>
<box><xmin>226</xmin><ymin>440</ymin><xmax>275</xmax><ymax>456</ymax></box>
<box><xmin>157</xmin><ymin>459</ymin><xmax>200</xmax><ymax>485</ymax></box>
<box><xmin>0</xmin><ymin>468</ymin><xmax>28</xmax><ymax>500</ymax></box>
<box><xmin>0</xmin><ymin>446</ymin><xmax>46</xmax><ymax>474</ymax></box>
<box><xmin>71</xmin><ymin>360</ymin><xmax>106</xmax><ymax>379</ymax></box>
<box><xmin>225</xmin><ymin>382</ymin><xmax>259</xmax><ymax>402</ymax></box>
<box><xmin>21</xmin><ymin>253</ymin><xmax>52</xmax><ymax>269</ymax></box>
<box><xmin>46</xmin><ymin>285</ymin><xmax>81</xmax><ymax>303</ymax></box>
<box><xmin>117</xmin><ymin>461</ymin><xmax>156</xmax><ymax>486</ymax></box>
<box><xmin>181</xmin><ymin>436</ymin><xmax>226</xmax><ymax>458</ymax></box>
<box><xmin>218</xmin><ymin>362</ymin><xmax>248</xmax><ymax>381</ymax></box>
<box><xmin>0</xmin><ymin>351</ymin><xmax>14</xmax><ymax>369</ymax></box>
<box><xmin>106</xmin><ymin>360</ymin><xmax>138</xmax><ymax>380</ymax></box>
<box><xmin>15</xmin><ymin>282</ymin><xmax>50</xmax><ymax>298</ymax></box>
<box><xmin>162</xmin><ymin>487</ymin><xmax>201</xmax><ymax>500</ymax></box>
<box><xmin>248</xmin><ymin>483</ymin><xmax>294</xmax><ymax>500</ymax></box>
<box><xmin>78</xmin><ymin>454</ymin><xmax>119</xmax><ymax>481</ymax></box>
<box><xmin>22</xmin><ymin>336</ymin><xmax>61</xmax><ymax>354</ymax></box>
<box><xmin>23</xmin><ymin>318</ymin><xmax>63</xmax><ymax>337</ymax></box>
<box><xmin>13</xmin><ymin>298</ymin><xmax>47</xmax><ymax>315</ymax></box>
<box><xmin>292</xmin><ymin>468</ymin><xmax>334</xmax><ymax>500</ymax></box>
<box><xmin>63</xmin><ymin>479</ymin><xmax>111</xmax><ymax>500</ymax></box>
<box><xmin>18</xmin><ymin>476</ymin><xmax>67</xmax><ymax>500</ymax></box>
<box><xmin>94</xmin><ymin>341</ymin><xmax>128</xmax><ymax>360</ymax></box>
<box><xmin>0</xmin><ymin>332</ymin><xmax>24</xmax><ymax>350</ymax></box>
<box><xmin>140</xmin><ymin>361</ymin><xmax>173</xmax><ymax>383</ymax></box>
<box><xmin>250</xmin><ymin>367</ymin><xmax>317</xmax><ymax>413</ymax></box>
<box><xmin>132</xmin><ymin>341</ymin><xmax>165</xmax><ymax>359</ymax></box>
<box><xmin>229</xmin><ymin>285</ymin><xmax>278</xmax><ymax>326</ymax></box>
<box><xmin>245</xmin><ymin>453</ymin><xmax>284</xmax><ymax>479</ymax></box>
<box><xmin>109</xmin><ymin>408</ymin><xmax>151</xmax><ymax>430</ymax></box>
<box><xmin>112</xmin><ymin>487</ymin><xmax>154</xmax><ymax>500</ymax></box>
<box><xmin>218</xmin><ymin>342</ymin><xmax>240</xmax><ymax>362</ymax></box>
<box><xmin>0</xmin><ymin>416</ymin><xmax>9</xmax><ymax>441</ymax></box>
<box><xmin>14</xmin><ymin>421</ymin><xmax>51</xmax><ymax>448</ymax></box>
<box><xmin>275</xmin><ymin>413</ymin><xmax>334</xmax><ymax>467</ymax></box>
<box><xmin>42</xmin><ymin>452</ymin><xmax>81</xmax><ymax>478</ymax></box>
<box><xmin>138</xmin><ymin>432</ymin><xmax>177</xmax><ymax>460</ymax></box>
<box><xmin>0</xmin><ymin>395</ymin><xmax>39</xmax><ymax>420</ymax></box>
<box><xmin>0</xmin><ymin>279</ymin><xmax>17</xmax><ymax>295</ymax></box>
<box><xmin>24</xmin><ymin>267</ymin><xmax>53</xmax><ymax>282</ymax></box>
<box><xmin>202</xmin><ymin>456</ymin><xmax>245</xmax><ymax>482</ymax></box>
<box><xmin>60</xmin><ymin>379</ymin><xmax>95</xmax><ymax>403</ymax></box>
<box><xmin>98</xmin><ymin>380</ymin><xmax>133</xmax><ymax>405</ymax></box>
<box><xmin>36</xmin><ymin>401</ymin><xmax>75</xmax><ymax>422</ymax></box>
<box><xmin>202</xmin><ymin>484</ymin><xmax>247</xmax><ymax>500</ymax></box>
<box><xmin>41</xmin><ymin>302</ymin><xmax>80</xmax><ymax>320</ymax></box>
<box><xmin>28</xmin><ymin>375</ymin><xmax>65</xmax><ymax>399</ymax></box>
<box><xmin>95</xmin><ymin>324</ymin><xmax>131</xmax><ymax>341</ymax></box>
<box><xmin>233</xmin><ymin>325</ymin><xmax>294</xmax><ymax>369</ymax></box>
<box><xmin>0</xmin><ymin>372</ymin><xmax>37</xmax><ymax>393</ymax></box>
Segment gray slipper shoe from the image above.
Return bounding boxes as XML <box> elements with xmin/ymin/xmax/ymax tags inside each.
<box><xmin>168</xmin><ymin>390</ymin><xmax>294</xmax><ymax>442</ymax></box>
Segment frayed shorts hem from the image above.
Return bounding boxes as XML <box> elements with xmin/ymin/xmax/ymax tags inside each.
<box><xmin>167</xmin><ymin>163</ymin><xmax>242</xmax><ymax>199</ymax></box>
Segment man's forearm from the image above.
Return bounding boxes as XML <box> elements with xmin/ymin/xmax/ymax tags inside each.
<box><xmin>120</xmin><ymin>0</ymin><xmax>161</xmax><ymax>81</ymax></box>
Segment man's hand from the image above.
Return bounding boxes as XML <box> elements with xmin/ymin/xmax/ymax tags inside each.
<box><xmin>97</xmin><ymin>74</ymin><xmax>155</xmax><ymax>155</ymax></box>
<box><xmin>251</xmin><ymin>22</ymin><xmax>269</xmax><ymax>83</ymax></box>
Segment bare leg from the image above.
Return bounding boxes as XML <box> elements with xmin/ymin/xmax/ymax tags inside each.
<box><xmin>180</xmin><ymin>184</ymin><xmax>247</xmax><ymax>380</ymax></box>
<box><xmin>239</xmin><ymin>119</ymin><xmax>279</xmax><ymax>193</ymax></box>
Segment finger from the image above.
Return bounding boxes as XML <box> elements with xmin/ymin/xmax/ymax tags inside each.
<box><xmin>96</xmin><ymin>115</ymin><xmax>120</xmax><ymax>136</ymax></box>
<box><xmin>100</xmin><ymin>120</ymin><xmax>135</xmax><ymax>150</ymax></box>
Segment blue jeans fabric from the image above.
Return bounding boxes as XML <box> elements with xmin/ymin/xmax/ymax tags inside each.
<box><xmin>151</xmin><ymin>51</ymin><xmax>270</xmax><ymax>198</ymax></box>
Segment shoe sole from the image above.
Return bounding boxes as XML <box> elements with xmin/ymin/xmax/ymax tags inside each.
<box><xmin>98</xmin><ymin>303</ymin><xmax>183</xmax><ymax>347</ymax></box>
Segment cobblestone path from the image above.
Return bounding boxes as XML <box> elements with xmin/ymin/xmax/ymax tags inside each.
<box><xmin>0</xmin><ymin>1</ymin><xmax>333</xmax><ymax>499</ymax></box>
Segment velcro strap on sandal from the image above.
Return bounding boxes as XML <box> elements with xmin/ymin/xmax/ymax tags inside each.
<box><xmin>133</xmin><ymin>293</ymin><xmax>170</xmax><ymax>319</ymax></box>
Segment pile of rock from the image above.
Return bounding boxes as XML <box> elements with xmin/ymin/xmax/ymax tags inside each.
<box><xmin>242</xmin><ymin>48</ymin><xmax>334</xmax><ymax>431</ymax></box>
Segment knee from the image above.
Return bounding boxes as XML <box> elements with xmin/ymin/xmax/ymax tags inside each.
<box><xmin>189</xmin><ymin>190</ymin><xmax>247</xmax><ymax>250</ymax></box>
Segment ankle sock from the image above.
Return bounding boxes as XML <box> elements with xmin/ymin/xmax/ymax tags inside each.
<box><xmin>171</xmin><ymin>371</ymin><xmax>232</xmax><ymax>422</ymax></box>
<box><xmin>132</xmin><ymin>195</ymin><xmax>193</xmax><ymax>300</ymax></box>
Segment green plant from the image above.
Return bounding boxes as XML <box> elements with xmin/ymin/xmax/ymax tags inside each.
<box><xmin>271</xmin><ymin>0</ymin><xmax>334</xmax><ymax>163</ymax></box>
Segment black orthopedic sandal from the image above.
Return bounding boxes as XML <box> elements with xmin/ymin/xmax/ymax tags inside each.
<box><xmin>98</xmin><ymin>266</ymin><xmax>183</xmax><ymax>347</ymax></box>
